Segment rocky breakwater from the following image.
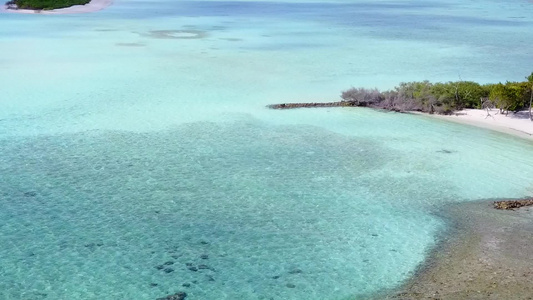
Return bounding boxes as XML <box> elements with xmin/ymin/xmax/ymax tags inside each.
<box><xmin>267</xmin><ymin>101</ymin><xmax>357</xmax><ymax>109</ymax></box>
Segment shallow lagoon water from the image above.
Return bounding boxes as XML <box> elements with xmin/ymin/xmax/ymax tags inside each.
<box><xmin>1</xmin><ymin>0</ymin><xmax>533</xmax><ymax>299</ymax></box>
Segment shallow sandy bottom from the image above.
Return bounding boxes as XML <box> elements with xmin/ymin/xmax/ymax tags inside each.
<box><xmin>378</xmin><ymin>200</ymin><xmax>533</xmax><ymax>300</ymax></box>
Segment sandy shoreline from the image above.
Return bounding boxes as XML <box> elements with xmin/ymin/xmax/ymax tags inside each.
<box><xmin>374</xmin><ymin>199</ymin><xmax>533</xmax><ymax>299</ymax></box>
<box><xmin>374</xmin><ymin>109</ymin><xmax>533</xmax><ymax>299</ymax></box>
<box><xmin>415</xmin><ymin>109</ymin><xmax>533</xmax><ymax>142</ymax></box>
<box><xmin>0</xmin><ymin>0</ymin><xmax>111</xmax><ymax>14</ymax></box>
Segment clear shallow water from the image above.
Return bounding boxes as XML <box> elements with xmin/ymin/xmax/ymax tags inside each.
<box><xmin>1</xmin><ymin>0</ymin><xmax>533</xmax><ymax>299</ymax></box>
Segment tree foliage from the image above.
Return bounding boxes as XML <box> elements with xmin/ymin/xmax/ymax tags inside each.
<box><xmin>8</xmin><ymin>0</ymin><xmax>89</xmax><ymax>10</ymax></box>
<box><xmin>527</xmin><ymin>72</ymin><xmax>533</xmax><ymax>121</ymax></box>
<box><xmin>488</xmin><ymin>81</ymin><xmax>530</xmax><ymax>114</ymax></box>
<box><xmin>341</xmin><ymin>74</ymin><xmax>530</xmax><ymax>115</ymax></box>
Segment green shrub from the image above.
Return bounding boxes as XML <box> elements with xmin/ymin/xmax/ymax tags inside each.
<box><xmin>340</xmin><ymin>73</ymin><xmax>532</xmax><ymax>114</ymax></box>
<box><xmin>10</xmin><ymin>0</ymin><xmax>89</xmax><ymax>10</ymax></box>
<box><xmin>489</xmin><ymin>82</ymin><xmax>530</xmax><ymax>113</ymax></box>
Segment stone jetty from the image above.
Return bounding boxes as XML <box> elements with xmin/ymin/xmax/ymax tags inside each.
<box><xmin>267</xmin><ymin>101</ymin><xmax>357</xmax><ymax>109</ymax></box>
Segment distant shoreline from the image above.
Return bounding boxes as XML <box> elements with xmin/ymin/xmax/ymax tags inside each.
<box><xmin>0</xmin><ymin>0</ymin><xmax>111</xmax><ymax>14</ymax></box>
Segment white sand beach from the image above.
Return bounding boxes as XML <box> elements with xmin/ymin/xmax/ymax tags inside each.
<box><xmin>424</xmin><ymin>109</ymin><xmax>533</xmax><ymax>141</ymax></box>
<box><xmin>0</xmin><ymin>0</ymin><xmax>111</xmax><ymax>14</ymax></box>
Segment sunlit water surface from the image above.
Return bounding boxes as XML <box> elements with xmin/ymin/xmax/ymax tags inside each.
<box><xmin>1</xmin><ymin>0</ymin><xmax>533</xmax><ymax>299</ymax></box>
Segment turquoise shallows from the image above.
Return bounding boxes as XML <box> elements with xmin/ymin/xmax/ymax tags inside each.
<box><xmin>1</xmin><ymin>0</ymin><xmax>533</xmax><ymax>299</ymax></box>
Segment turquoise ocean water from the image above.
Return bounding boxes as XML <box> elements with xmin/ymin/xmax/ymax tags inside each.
<box><xmin>1</xmin><ymin>0</ymin><xmax>533</xmax><ymax>299</ymax></box>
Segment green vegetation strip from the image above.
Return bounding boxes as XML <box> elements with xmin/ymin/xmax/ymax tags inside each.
<box><xmin>6</xmin><ymin>0</ymin><xmax>89</xmax><ymax>10</ymax></box>
<box><xmin>339</xmin><ymin>72</ymin><xmax>533</xmax><ymax>116</ymax></box>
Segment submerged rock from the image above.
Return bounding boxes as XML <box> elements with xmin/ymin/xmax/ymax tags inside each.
<box><xmin>437</xmin><ymin>149</ymin><xmax>454</xmax><ymax>154</ymax></box>
<box><xmin>494</xmin><ymin>199</ymin><xmax>533</xmax><ymax>210</ymax></box>
<box><xmin>23</xmin><ymin>191</ymin><xmax>37</xmax><ymax>197</ymax></box>
<box><xmin>156</xmin><ymin>291</ymin><xmax>187</xmax><ymax>300</ymax></box>
<box><xmin>286</xmin><ymin>283</ymin><xmax>296</xmax><ymax>288</ymax></box>
<box><xmin>164</xmin><ymin>268</ymin><xmax>175</xmax><ymax>273</ymax></box>
<box><xmin>200</xmin><ymin>254</ymin><xmax>209</xmax><ymax>259</ymax></box>
<box><xmin>198</xmin><ymin>264</ymin><xmax>209</xmax><ymax>270</ymax></box>
<box><xmin>187</xmin><ymin>266</ymin><xmax>198</xmax><ymax>272</ymax></box>
<box><xmin>84</xmin><ymin>242</ymin><xmax>103</xmax><ymax>248</ymax></box>
<box><xmin>164</xmin><ymin>261</ymin><xmax>174</xmax><ymax>265</ymax></box>
<box><xmin>288</xmin><ymin>268</ymin><xmax>302</xmax><ymax>274</ymax></box>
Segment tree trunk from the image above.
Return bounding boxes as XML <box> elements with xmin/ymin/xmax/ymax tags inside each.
<box><xmin>530</xmin><ymin>87</ymin><xmax>533</xmax><ymax>121</ymax></box>
<box><xmin>529</xmin><ymin>86</ymin><xmax>533</xmax><ymax>122</ymax></box>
